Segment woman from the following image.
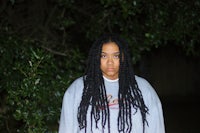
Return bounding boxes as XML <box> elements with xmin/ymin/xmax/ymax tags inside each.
<box><xmin>58</xmin><ymin>34</ymin><xmax>165</xmax><ymax>133</ymax></box>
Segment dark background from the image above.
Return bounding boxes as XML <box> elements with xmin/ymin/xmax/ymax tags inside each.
<box><xmin>0</xmin><ymin>0</ymin><xmax>200</xmax><ymax>132</ymax></box>
<box><xmin>138</xmin><ymin>45</ymin><xmax>200</xmax><ymax>133</ymax></box>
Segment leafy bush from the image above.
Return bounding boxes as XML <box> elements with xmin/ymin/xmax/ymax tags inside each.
<box><xmin>0</xmin><ymin>36</ymin><xmax>85</xmax><ymax>133</ymax></box>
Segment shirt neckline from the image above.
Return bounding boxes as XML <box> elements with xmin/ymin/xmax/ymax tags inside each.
<box><xmin>103</xmin><ymin>76</ymin><xmax>119</xmax><ymax>82</ymax></box>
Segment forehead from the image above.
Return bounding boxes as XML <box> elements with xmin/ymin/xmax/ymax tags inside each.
<box><xmin>101</xmin><ymin>42</ymin><xmax>119</xmax><ymax>53</ymax></box>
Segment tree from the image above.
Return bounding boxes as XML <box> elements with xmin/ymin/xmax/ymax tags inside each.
<box><xmin>1</xmin><ymin>0</ymin><xmax>199</xmax><ymax>58</ymax></box>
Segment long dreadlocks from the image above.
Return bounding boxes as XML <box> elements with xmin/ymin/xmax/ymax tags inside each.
<box><xmin>77</xmin><ymin>34</ymin><xmax>149</xmax><ymax>133</ymax></box>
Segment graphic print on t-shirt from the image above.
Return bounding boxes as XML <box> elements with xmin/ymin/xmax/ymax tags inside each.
<box><xmin>107</xmin><ymin>94</ymin><xmax>119</xmax><ymax>109</ymax></box>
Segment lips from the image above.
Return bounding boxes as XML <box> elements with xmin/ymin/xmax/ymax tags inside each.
<box><xmin>107</xmin><ymin>68</ymin><xmax>115</xmax><ymax>71</ymax></box>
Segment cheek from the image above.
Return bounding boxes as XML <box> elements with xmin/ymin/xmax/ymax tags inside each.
<box><xmin>115</xmin><ymin>60</ymin><xmax>120</xmax><ymax>68</ymax></box>
<box><xmin>100</xmin><ymin>60</ymin><xmax>106</xmax><ymax>69</ymax></box>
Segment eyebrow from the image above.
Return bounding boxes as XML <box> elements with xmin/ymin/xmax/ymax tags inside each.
<box><xmin>101</xmin><ymin>52</ymin><xmax>120</xmax><ymax>54</ymax></box>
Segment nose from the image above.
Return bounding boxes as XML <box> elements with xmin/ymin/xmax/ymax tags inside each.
<box><xmin>107</xmin><ymin>57</ymin><xmax>114</xmax><ymax>64</ymax></box>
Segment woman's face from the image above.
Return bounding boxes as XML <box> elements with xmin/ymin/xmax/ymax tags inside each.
<box><xmin>100</xmin><ymin>42</ymin><xmax>120</xmax><ymax>80</ymax></box>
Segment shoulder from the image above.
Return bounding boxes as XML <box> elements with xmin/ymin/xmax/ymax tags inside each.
<box><xmin>135</xmin><ymin>75</ymin><xmax>161</xmax><ymax>105</ymax></box>
<box><xmin>134</xmin><ymin>75</ymin><xmax>156</xmax><ymax>94</ymax></box>
<box><xmin>66</xmin><ymin>76</ymin><xmax>84</xmax><ymax>93</ymax></box>
<box><xmin>71</xmin><ymin>76</ymin><xmax>84</xmax><ymax>86</ymax></box>
<box><xmin>135</xmin><ymin>75</ymin><xmax>152</xmax><ymax>90</ymax></box>
<box><xmin>61</xmin><ymin>77</ymin><xmax>84</xmax><ymax>112</ymax></box>
<box><xmin>62</xmin><ymin>76</ymin><xmax>84</xmax><ymax>103</ymax></box>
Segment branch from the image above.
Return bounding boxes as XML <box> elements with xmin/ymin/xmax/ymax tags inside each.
<box><xmin>40</xmin><ymin>45</ymin><xmax>67</xmax><ymax>56</ymax></box>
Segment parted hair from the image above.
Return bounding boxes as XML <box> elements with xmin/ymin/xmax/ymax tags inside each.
<box><xmin>77</xmin><ymin>34</ymin><xmax>148</xmax><ymax>133</ymax></box>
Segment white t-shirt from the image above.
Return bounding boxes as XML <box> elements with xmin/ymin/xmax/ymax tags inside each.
<box><xmin>58</xmin><ymin>75</ymin><xmax>165</xmax><ymax>133</ymax></box>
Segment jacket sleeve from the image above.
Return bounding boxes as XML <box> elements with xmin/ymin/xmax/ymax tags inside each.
<box><xmin>58</xmin><ymin>90</ymin><xmax>74</xmax><ymax>133</ymax></box>
<box><xmin>144</xmin><ymin>80</ymin><xmax>165</xmax><ymax>133</ymax></box>
<box><xmin>146</xmin><ymin>92</ymin><xmax>165</xmax><ymax>133</ymax></box>
<box><xmin>136</xmin><ymin>76</ymin><xmax>165</xmax><ymax>133</ymax></box>
<box><xmin>58</xmin><ymin>81</ymin><xmax>80</xmax><ymax>133</ymax></box>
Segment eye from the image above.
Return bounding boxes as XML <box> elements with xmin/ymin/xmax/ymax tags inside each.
<box><xmin>101</xmin><ymin>54</ymin><xmax>107</xmax><ymax>58</ymax></box>
<box><xmin>113</xmin><ymin>54</ymin><xmax>120</xmax><ymax>58</ymax></box>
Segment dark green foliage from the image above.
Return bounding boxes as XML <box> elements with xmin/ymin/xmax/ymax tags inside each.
<box><xmin>0</xmin><ymin>36</ymin><xmax>85</xmax><ymax>133</ymax></box>
<box><xmin>1</xmin><ymin>0</ymin><xmax>199</xmax><ymax>60</ymax></box>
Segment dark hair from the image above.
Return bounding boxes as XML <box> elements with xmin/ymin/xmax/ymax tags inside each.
<box><xmin>77</xmin><ymin>34</ymin><xmax>148</xmax><ymax>133</ymax></box>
